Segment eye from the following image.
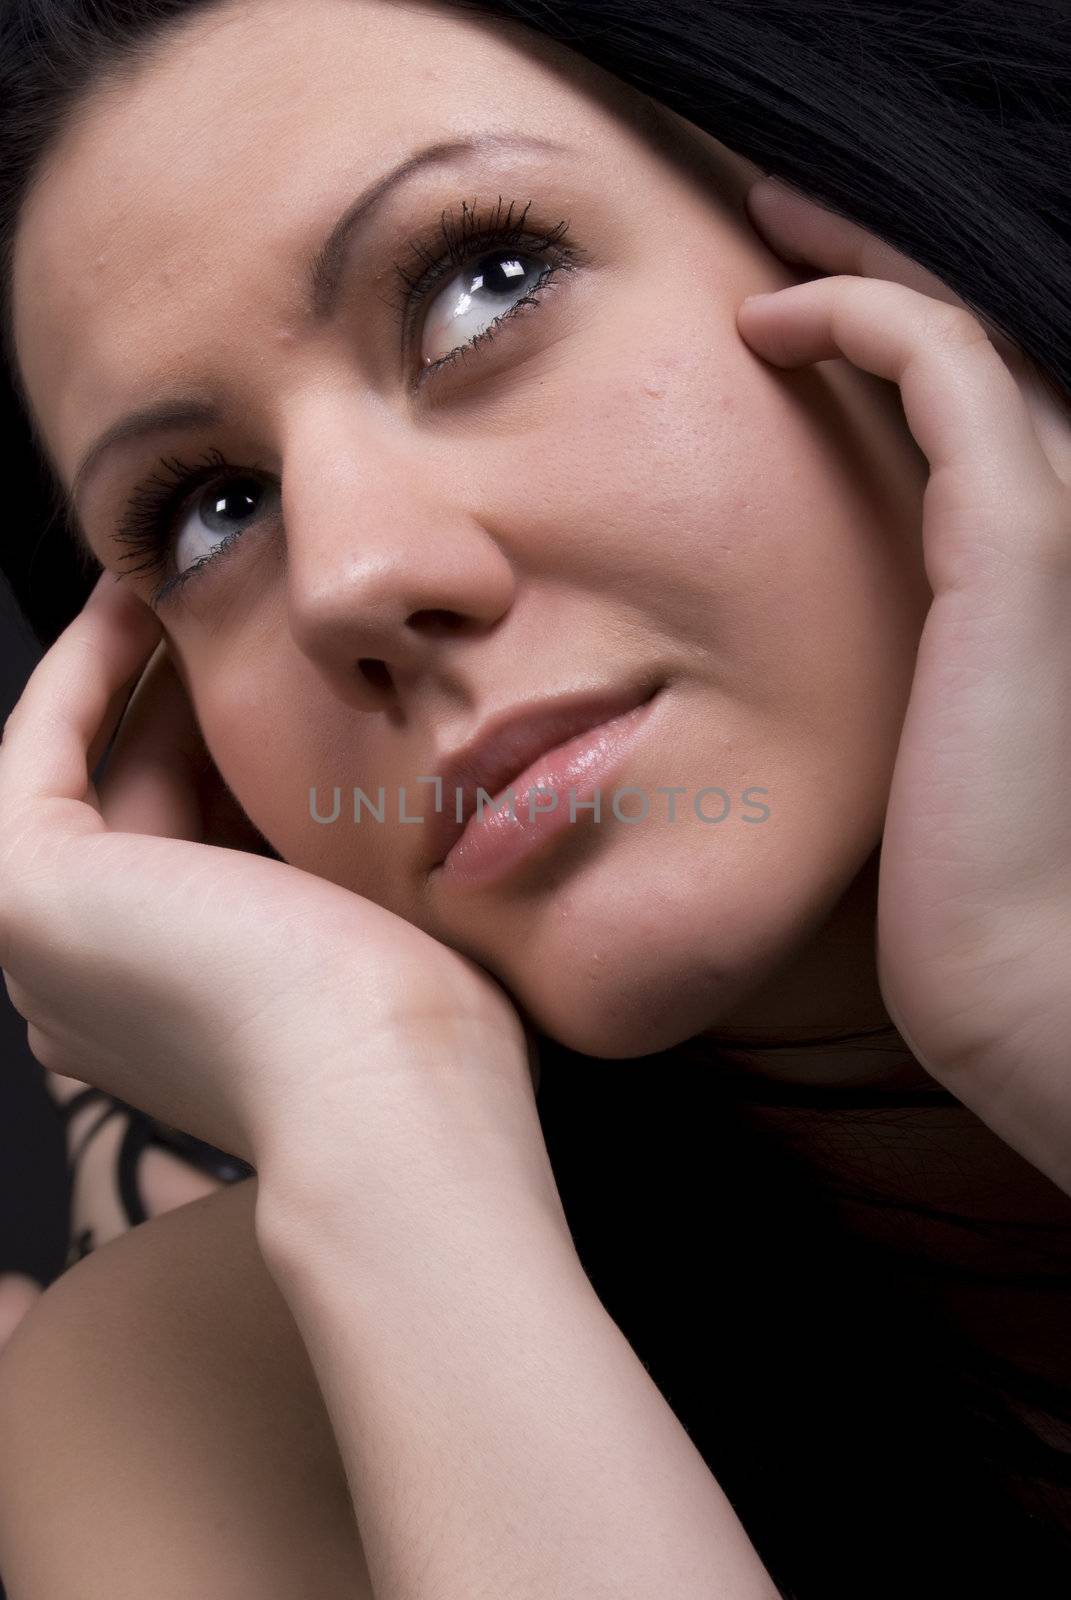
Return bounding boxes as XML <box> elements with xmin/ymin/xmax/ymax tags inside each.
<box><xmin>386</xmin><ymin>195</ymin><xmax>587</xmax><ymax>388</ymax></box>
<box><xmin>106</xmin><ymin>199</ymin><xmax>588</xmax><ymax>609</ymax></box>
<box><xmin>419</xmin><ymin>248</ymin><xmax>554</xmax><ymax>369</ymax></box>
<box><xmin>109</xmin><ymin>448</ymin><xmax>280</xmax><ymax>610</ymax></box>
<box><xmin>171</xmin><ymin>472</ymin><xmax>279</xmax><ymax>578</ymax></box>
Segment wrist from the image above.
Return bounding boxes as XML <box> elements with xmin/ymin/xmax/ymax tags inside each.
<box><xmin>251</xmin><ymin>1022</ymin><xmax>569</xmax><ymax>1268</ymax></box>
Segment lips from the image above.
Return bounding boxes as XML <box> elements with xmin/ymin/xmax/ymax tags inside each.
<box><xmin>425</xmin><ymin>679</ymin><xmax>662</xmax><ymax>870</ymax></box>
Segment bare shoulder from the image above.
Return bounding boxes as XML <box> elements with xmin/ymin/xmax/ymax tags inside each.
<box><xmin>0</xmin><ymin>1177</ymin><xmax>263</xmax><ymax>1397</ymax></box>
<box><xmin>0</xmin><ymin>1179</ymin><xmax>374</xmax><ymax>1599</ymax></box>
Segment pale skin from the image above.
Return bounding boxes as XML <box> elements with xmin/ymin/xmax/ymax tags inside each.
<box><xmin>0</xmin><ymin>0</ymin><xmax>1070</xmax><ymax>1593</ymax></box>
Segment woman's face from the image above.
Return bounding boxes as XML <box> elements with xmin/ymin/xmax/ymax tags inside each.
<box><xmin>13</xmin><ymin>0</ymin><xmax>933</xmax><ymax>1058</ymax></box>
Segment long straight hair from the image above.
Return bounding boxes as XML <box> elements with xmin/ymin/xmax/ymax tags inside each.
<box><xmin>1</xmin><ymin>0</ymin><xmax>1068</xmax><ymax>643</ymax></box>
<box><xmin>1</xmin><ymin>5</ymin><xmax>1070</xmax><ymax>1594</ymax></box>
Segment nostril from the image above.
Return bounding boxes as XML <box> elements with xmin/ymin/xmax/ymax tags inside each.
<box><xmin>410</xmin><ymin>608</ymin><xmax>467</xmax><ymax>635</ymax></box>
<box><xmin>358</xmin><ymin>658</ymin><xmax>392</xmax><ymax>692</ymax></box>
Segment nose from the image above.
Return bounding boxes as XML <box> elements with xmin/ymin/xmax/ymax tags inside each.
<box><xmin>282</xmin><ymin>415</ymin><xmax>517</xmax><ymax>710</ymax></box>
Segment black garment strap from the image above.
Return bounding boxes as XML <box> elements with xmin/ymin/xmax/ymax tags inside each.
<box><xmin>55</xmin><ymin>1084</ymin><xmax>114</xmax><ymax>1128</ymax></box>
<box><xmin>51</xmin><ymin>1083</ymin><xmax>255</xmax><ymax>1230</ymax></box>
<box><xmin>114</xmin><ymin>1112</ymin><xmax>257</xmax><ymax>1226</ymax></box>
<box><xmin>60</xmin><ymin>1089</ymin><xmax>128</xmax><ymax>1164</ymax></box>
<box><xmin>116</xmin><ymin>1111</ymin><xmax>154</xmax><ymax>1226</ymax></box>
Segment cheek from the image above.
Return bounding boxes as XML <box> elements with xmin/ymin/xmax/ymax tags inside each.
<box><xmin>192</xmin><ymin>666</ymin><xmax>439</xmax><ymax>919</ymax></box>
<box><xmin>189</xmin><ymin>666</ymin><xmax>357</xmax><ymax>873</ymax></box>
<box><xmin>534</xmin><ymin>295</ymin><xmax>929</xmax><ymax>694</ymax></box>
<box><xmin>193</xmin><ymin>673</ymin><xmax>307</xmax><ymax>853</ymax></box>
<box><xmin>660</xmin><ymin>341</ymin><xmax>929</xmax><ymax>848</ymax></box>
<box><xmin>430</xmin><ymin>314</ymin><xmax>932</xmax><ymax>1044</ymax></box>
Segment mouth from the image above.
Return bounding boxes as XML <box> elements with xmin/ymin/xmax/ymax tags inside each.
<box><xmin>426</xmin><ymin>678</ymin><xmax>664</xmax><ymax>887</ymax></box>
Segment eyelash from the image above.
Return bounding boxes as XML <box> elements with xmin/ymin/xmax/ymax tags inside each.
<box><xmin>109</xmin><ymin>195</ymin><xmax>584</xmax><ymax>609</ymax></box>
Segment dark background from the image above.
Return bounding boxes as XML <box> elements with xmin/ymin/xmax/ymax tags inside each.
<box><xmin>1</xmin><ymin>365</ymin><xmax>108</xmax><ymax>1294</ymax></box>
<box><xmin>0</xmin><ymin>570</ymin><xmax>70</xmax><ymax>1291</ymax></box>
<box><xmin>0</xmin><ymin>572</ymin><xmax>82</xmax><ymax>1600</ymax></box>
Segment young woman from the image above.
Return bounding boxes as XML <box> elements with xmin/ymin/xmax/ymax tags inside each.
<box><xmin>0</xmin><ymin>1</ymin><xmax>1068</xmax><ymax>1595</ymax></box>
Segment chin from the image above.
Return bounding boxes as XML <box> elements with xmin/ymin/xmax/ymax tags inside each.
<box><xmin>486</xmin><ymin>903</ymin><xmax>784</xmax><ymax>1061</ymax></box>
<box><xmin>526</xmin><ymin>995</ymin><xmax>710</xmax><ymax>1060</ymax></box>
<box><xmin>442</xmin><ymin>774</ymin><xmax>886</xmax><ymax>1061</ymax></box>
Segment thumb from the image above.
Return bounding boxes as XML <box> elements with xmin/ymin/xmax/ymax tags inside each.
<box><xmin>98</xmin><ymin>642</ymin><xmax>275</xmax><ymax>854</ymax></box>
<box><xmin>95</xmin><ymin>641</ymin><xmax>209</xmax><ymax>841</ymax></box>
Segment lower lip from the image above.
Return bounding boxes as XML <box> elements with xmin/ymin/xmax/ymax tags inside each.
<box><xmin>435</xmin><ymin>688</ymin><xmax>662</xmax><ymax>889</ymax></box>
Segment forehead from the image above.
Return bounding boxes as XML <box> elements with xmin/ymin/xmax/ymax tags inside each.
<box><xmin>11</xmin><ymin>0</ymin><xmax>645</xmax><ymax>489</ymax></box>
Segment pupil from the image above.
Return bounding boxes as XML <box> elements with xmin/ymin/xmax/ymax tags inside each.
<box><xmin>207</xmin><ymin>478</ymin><xmax>258</xmax><ymax>528</ymax></box>
<box><xmin>473</xmin><ymin>251</ymin><xmax>530</xmax><ymax>296</ymax></box>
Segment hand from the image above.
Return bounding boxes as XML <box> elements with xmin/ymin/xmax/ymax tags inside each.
<box><xmin>0</xmin><ymin>575</ymin><xmax>537</xmax><ymax>1175</ymax></box>
<box><xmin>737</xmin><ymin>177</ymin><xmax>1071</xmax><ymax>1195</ymax></box>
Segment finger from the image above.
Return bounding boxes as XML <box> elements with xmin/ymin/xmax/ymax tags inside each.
<box><xmin>96</xmin><ymin>642</ymin><xmax>207</xmax><ymax>839</ymax></box>
<box><xmin>0</xmin><ymin>573</ymin><xmax>162</xmax><ymax>823</ymax></box>
<box><xmin>98</xmin><ymin>647</ymin><xmax>270</xmax><ymax>849</ymax></box>
<box><xmin>746</xmin><ymin>177</ymin><xmax>969</xmax><ymax>308</ymax></box>
<box><xmin>745</xmin><ymin>177</ymin><xmax>1022</xmax><ymax>365</ymax></box>
<box><xmin>736</xmin><ymin>276</ymin><xmax>1070</xmax><ymax>583</ymax></box>
<box><xmin>744</xmin><ymin>176</ymin><xmax>1071</xmax><ymax>480</ymax></box>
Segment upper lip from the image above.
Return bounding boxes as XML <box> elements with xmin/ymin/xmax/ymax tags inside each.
<box><xmin>426</xmin><ymin>679</ymin><xmax>662</xmax><ymax>869</ymax></box>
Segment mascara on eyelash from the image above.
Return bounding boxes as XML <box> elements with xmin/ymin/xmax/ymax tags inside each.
<box><xmin>106</xmin><ymin>195</ymin><xmax>586</xmax><ymax>608</ymax></box>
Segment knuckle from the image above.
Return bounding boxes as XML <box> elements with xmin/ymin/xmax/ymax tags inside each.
<box><xmin>926</xmin><ymin>300</ymin><xmax>990</xmax><ymax>351</ymax></box>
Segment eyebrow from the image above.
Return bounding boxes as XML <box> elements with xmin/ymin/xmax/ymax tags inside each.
<box><xmin>67</xmin><ymin>130</ymin><xmax>568</xmax><ymax>523</ymax></box>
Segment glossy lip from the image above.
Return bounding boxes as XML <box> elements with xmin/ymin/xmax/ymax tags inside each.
<box><xmin>425</xmin><ymin>678</ymin><xmax>664</xmax><ymax>872</ymax></box>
